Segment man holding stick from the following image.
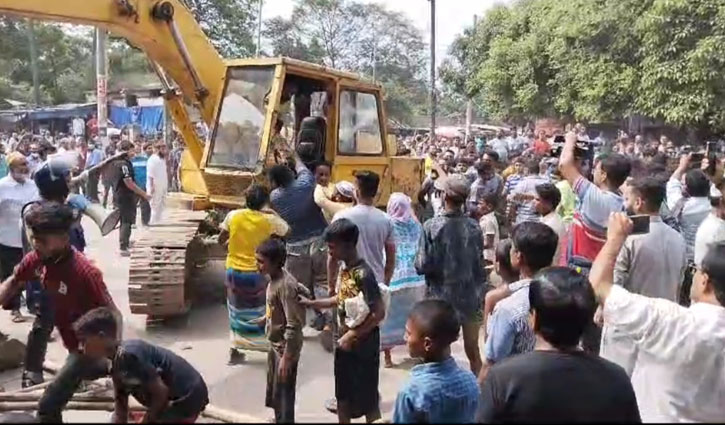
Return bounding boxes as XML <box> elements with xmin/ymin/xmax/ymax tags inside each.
<box><xmin>0</xmin><ymin>202</ymin><xmax>119</xmax><ymax>423</ymax></box>
<box><xmin>20</xmin><ymin>151</ymin><xmax>126</xmax><ymax>389</ymax></box>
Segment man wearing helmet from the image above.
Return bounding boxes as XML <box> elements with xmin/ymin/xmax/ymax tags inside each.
<box><xmin>110</xmin><ymin>140</ymin><xmax>151</xmax><ymax>257</ymax></box>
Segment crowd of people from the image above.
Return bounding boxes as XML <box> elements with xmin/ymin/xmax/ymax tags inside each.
<box><xmin>0</xmin><ymin>120</ymin><xmax>723</xmax><ymax>423</ymax></box>
<box><xmin>0</xmin><ymin>129</ymin><xmax>185</xmax><ymax>258</ymax></box>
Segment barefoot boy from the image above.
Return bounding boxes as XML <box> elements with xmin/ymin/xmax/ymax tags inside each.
<box><xmin>73</xmin><ymin>307</ymin><xmax>209</xmax><ymax>423</ymax></box>
<box><xmin>300</xmin><ymin>218</ymin><xmax>386</xmax><ymax>423</ymax></box>
<box><xmin>257</xmin><ymin>238</ymin><xmax>307</xmax><ymax>423</ymax></box>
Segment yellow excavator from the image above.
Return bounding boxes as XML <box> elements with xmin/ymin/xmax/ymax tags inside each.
<box><xmin>0</xmin><ymin>0</ymin><xmax>424</xmax><ymax>318</ymax></box>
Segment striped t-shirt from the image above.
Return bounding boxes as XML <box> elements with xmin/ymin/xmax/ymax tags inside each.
<box><xmin>569</xmin><ymin>177</ymin><xmax>624</xmax><ymax>263</ymax></box>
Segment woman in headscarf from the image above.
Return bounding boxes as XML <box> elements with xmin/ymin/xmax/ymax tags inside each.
<box><xmin>380</xmin><ymin>193</ymin><xmax>426</xmax><ymax>367</ymax></box>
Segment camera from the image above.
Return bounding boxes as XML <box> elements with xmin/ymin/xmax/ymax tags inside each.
<box><xmin>549</xmin><ymin>135</ymin><xmax>593</xmax><ymax>160</ymax></box>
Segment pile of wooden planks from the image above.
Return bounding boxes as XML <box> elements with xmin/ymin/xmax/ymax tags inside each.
<box><xmin>128</xmin><ymin>209</ymin><xmax>207</xmax><ymax>318</ymax></box>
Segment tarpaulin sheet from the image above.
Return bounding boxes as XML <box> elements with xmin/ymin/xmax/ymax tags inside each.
<box><xmin>109</xmin><ymin>105</ymin><xmax>164</xmax><ymax>135</ymax></box>
<box><xmin>26</xmin><ymin>103</ymin><xmax>96</xmax><ymax>120</ymax></box>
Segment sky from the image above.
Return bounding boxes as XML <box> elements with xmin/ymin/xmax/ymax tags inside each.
<box><xmin>260</xmin><ymin>0</ymin><xmax>507</xmax><ymax>65</ymax></box>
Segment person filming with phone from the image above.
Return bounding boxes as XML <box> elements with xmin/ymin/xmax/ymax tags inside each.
<box><xmin>599</xmin><ymin>176</ymin><xmax>687</xmax><ymax>376</ymax></box>
<box><xmin>666</xmin><ymin>153</ymin><xmax>714</xmax><ymax>305</ymax></box>
<box><xmin>558</xmin><ymin>131</ymin><xmax>631</xmax><ymax>353</ymax></box>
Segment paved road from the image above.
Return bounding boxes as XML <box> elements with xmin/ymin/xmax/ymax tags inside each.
<box><xmin>0</xmin><ymin>214</ymin><xmax>478</xmax><ymax>422</ymax></box>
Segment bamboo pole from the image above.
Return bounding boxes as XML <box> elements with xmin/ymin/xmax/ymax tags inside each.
<box><xmin>11</xmin><ymin>378</ymin><xmax>110</xmax><ymax>394</ymax></box>
<box><xmin>201</xmin><ymin>404</ymin><xmax>261</xmax><ymax>423</ymax></box>
<box><xmin>0</xmin><ymin>393</ymin><xmax>114</xmax><ymax>402</ymax></box>
<box><xmin>0</xmin><ymin>401</ymin><xmax>145</xmax><ymax>412</ymax></box>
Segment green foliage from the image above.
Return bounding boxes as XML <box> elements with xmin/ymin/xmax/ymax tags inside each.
<box><xmin>184</xmin><ymin>0</ymin><xmax>260</xmax><ymax>58</ymax></box>
<box><xmin>444</xmin><ymin>0</ymin><xmax>725</xmax><ymax>134</ymax></box>
<box><xmin>262</xmin><ymin>0</ymin><xmax>430</xmax><ymax>125</ymax></box>
<box><xmin>636</xmin><ymin>0</ymin><xmax>725</xmax><ymax>132</ymax></box>
<box><xmin>0</xmin><ymin>19</ymin><xmax>94</xmax><ymax>105</ymax></box>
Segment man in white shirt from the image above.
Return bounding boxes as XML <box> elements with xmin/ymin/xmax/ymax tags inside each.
<box><xmin>666</xmin><ymin>155</ymin><xmax>712</xmax><ymax>262</ymax></box>
<box><xmin>694</xmin><ymin>183</ymin><xmax>725</xmax><ymax>268</ymax></box>
<box><xmin>0</xmin><ymin>153</ymin><xmax>40</xmax><ymax>321</ymax></box>
<box><xmin>590</xmin><ymin>212</ymin><xmax>725</xmax><ymax>423</ymax></box>
<box><xmin>26</xmin><ymin>143</ymin><xmax>43</xmax><ymax>176</ymax></box>
<box><xmin>71</xmin><ymin>117</ymin><xmax>85</xmax><ymax>137</ymax></box>
<box><xmin>667</xmin><ymin>155</ymin><xmax>714</xmax><ymax>305</ymax></box>
<box><xmin>488</xmin><ymin>131</ymin><xmax>509</xmax><ymax>164</ymax></box>
<box><xmin>533</xmin><ymin>182</ymin><xmax>565</xmax><ymax>266</ymax></box>
<box><xmin>146</xmin><ymin>141</ymin><xmax>169</xmax><ymax>225</ymax></box>
<box><xmin>600</xmin><ymin>176</ymin><xmax>687</xmax><ymax>376</ymax></box>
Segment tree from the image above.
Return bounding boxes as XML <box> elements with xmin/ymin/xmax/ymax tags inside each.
<box><xmin>107</xmin><ymin>37</ymin><xmax>158</xmax><ymax>91</ymax></box>
<box><xmin>0</xmin><ymin>18</ymin><xmax>95</xmax><ymax>104</ymax></box>
<box><xmin>262</xmin><ymin>16</ymin><xmax>325</xmax><ymax>63</ymax></box>
<box><xmin>636</xmin><ymin>0</ymin><xmax>725</xmax><ymax>133</ymax></box>
<box><xmin>183</xmin><ymin>0</ymin><xmax>260</xmax><ymax>58</ymax></box>
<box><xmin>0</xmin><ymin>18</ymin><xmax>160</xmax><ymax>106</ymax></box>
<box><xmin>442</xmin><ymin>0</ymin><xmax>725</xmax><ymax>135</ymax></box>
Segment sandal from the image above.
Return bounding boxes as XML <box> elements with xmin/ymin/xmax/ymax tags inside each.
<box><xmin>11</xmin><ymin>310</ymin><xmax>25</xmax><ymax>323</ymax></box>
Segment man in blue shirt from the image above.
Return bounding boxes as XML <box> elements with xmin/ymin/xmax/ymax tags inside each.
<box><xmin>131</xmin><ymin>143</ymin><xmax>153</xmax><ymax>226</ymax></box>
<box><xmin>480</xmin><ymin>222</ymin><xmax>558</xmax><ymax>385</ymax></box>
<box><xmin>84</xmin><ymin>139</ymin><xmax>104</xmax><ymax>202</ymax></box>
<box><xmin>268</xmin><ymin>150</ymin><xmax>328</xmax><ymax>328</ymax></box>
<box><xmin>393</xmin><ymin>299</ymin><xmax>479</xmax><ymax>423</ymax></box>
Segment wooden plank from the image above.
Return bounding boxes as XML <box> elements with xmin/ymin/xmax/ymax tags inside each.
<box><xmin>129</xmin><ymin>294</ymin><xmax>185</xmax><ymax>305</ymax></box>
<box><xmin>128</xmin><ymin>282</ymin><xmax>183</xmax><ymax>290</ymax></box>
<box><xmin>129</xmin><ymin>269</ymin><xmax>185</xmax><ymax>276</ymax></box>
<box><xmin>128</xmin><ymin>287</ymin><xmax>184</xmax><ymax>299</ymax></box>
<box><xmin>130</xmin><ymin>250</ymin><xmax>186</xmax><ymax>256</ymax></box>
<box><xmin>129</xmin><ymin>302</ymin><xmax>188</xmax><ymax>316</ymax></box>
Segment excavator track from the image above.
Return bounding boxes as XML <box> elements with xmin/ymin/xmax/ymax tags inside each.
<box><xmin>128</xmin><ymin>209</ymin><xmax>208</xmax><ymax>318</ymax></box>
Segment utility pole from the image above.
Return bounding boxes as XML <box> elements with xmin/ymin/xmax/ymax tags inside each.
<box><xmin>372</xmin><ymin>38</ymin><xmax>377</xmax><ymax>82</ymax></box>
<box><xmin>464</xmin><ymin>14</ymin><xmax>478</xmax><ymax>143</ymax></box>
<box><xmin>27</xmin><ymin>20</ymin><xmax>40</xmax><ymax>106</ymax></box>
<box><xmin>96</xmin><ymin>29</ymin><xmax>109</xmax><ymax>147</ymax></box>
<box><xmin>255</xmin><ymin>0</ymin><xmax>263</xmax><ymax>57</ymax></box>
<box><xmin>429</xmin><ymin>0</ymin><xmax>436</xmax><ymax>143</ymax></box>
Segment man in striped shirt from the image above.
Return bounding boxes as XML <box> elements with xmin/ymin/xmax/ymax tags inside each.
<box><xmin>508</xmin><ymin>158</ymin><xmax>549</xmax><ymax>225</ymax></box>
<box><xmin>558</xmin><ymin>132</ymin><xmax>631</xmax><ymax>353</ymax></box>
<box><xmin>502</xmin><ymin>156</ymin><xmax>525</xmax><ymax>197</ymax></box>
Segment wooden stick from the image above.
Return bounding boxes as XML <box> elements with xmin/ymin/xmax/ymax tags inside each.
<box><xmin>13</xmin><ymin>381</ymin><xmax>52</xmax><ymax>393</ymax></box>
<box><xmin>42</xmin><ymin>360</ymin><xmax>61</xmax><ymax>375</ymax></box>
<box><xmin>0</xmin><ymin>401</ymin><xmax>145</xmax><ymax>412</ymax></box>
<box><xmin>201</xmin><ymin>404</ymin><xmax>261</xmax><ymax>423</ymax></box>
<box><xmin>10</xmin><ymin>377</ymin><xmax>110</xmax><ymax>394</ymax></box>
<box><xmin>0</xmin><ymin>393</ymin><xmax>114</xmax><ymax>402</ymax></box>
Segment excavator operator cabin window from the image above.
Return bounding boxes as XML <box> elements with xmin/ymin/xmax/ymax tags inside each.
<box><xmin>338</xmin><ymin>90</ymin><xmax>383</xmax><ymax>155</ymax></box>
<box><xmin>208</xmin><ymin>66</ymin><xmax>274</xmax><ymax>169</ymax></box>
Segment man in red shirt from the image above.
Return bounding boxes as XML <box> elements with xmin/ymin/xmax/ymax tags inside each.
<box><xmin>533</xmin><ymin>130</ymin><xmax>551</xmax><ymax>155</ymax></box>
<box><xmin>0</xmin><ymin>202</ymin><xmax>119</xmax><ymax>423</ymax></box>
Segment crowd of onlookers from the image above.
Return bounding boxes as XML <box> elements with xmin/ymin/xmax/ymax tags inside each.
<box><xmin>213</xmin><ymin>121</ymin><xmax>725</xmax><ymax>423</ymax></box>
<box><xmin>0</xmin><ymin>129</ymin><xmax>186</xmax><ymax>194</ymax></box>
<box><xmin>1</xmin><ymin>119</ymin><xmax>725</xmax><ymax>423</ymax></box>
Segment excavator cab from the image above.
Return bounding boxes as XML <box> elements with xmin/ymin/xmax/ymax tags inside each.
<box><xmin>198</xmin><ymin>57</ymin><xmax>423</xmax><ymax>208</ymax></box>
